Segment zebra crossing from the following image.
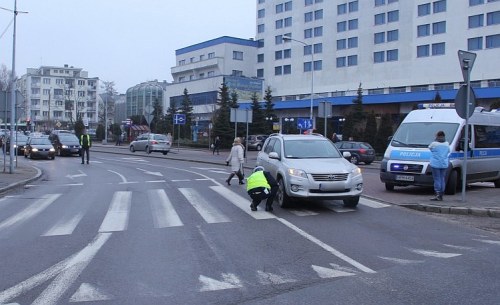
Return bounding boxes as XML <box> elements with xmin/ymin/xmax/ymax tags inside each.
<box><xmin>0</xmin><ymin>186</ymin><xmax>390</xmax><ymax>238</ymax></box>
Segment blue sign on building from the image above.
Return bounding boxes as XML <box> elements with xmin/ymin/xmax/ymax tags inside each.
<box><xmin>174</xmin><ymin>114</ymin><xmax>186</xmax><ymax>125</ymax></box>
<box><xmin>297</xmin><ymin>118</ymin><xmax>313</xmax><ymax>130</ymax></box>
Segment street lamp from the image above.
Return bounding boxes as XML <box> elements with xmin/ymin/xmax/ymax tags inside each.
<box><xmin>282</xmin><ymin>35</ymin><xmax>314</xmax><ymax>127</ymax></box>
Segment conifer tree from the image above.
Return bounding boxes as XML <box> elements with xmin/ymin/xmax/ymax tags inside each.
<box><xmin>179</xmin><ymin>88</ymin><xmax>194</xmax><ymax>139</ymax></box>
<box><xmin>212</xmin><ymin>82</ymin><xmax>234</xmax><ymax>147</ymax></box>
<box><xmin>250</xmin><ymin>92</ymin><xmax>266</xmax><ymax>134</ymax></box>
<box><xmin>263</xmin><ymin>86</ymin><xmax>276</xmax><ymax>134</ymax></box>
<box><xmin>364</xmin><ymin>111</ymin><xmax>377</xmax><ymax>144</ymax></box>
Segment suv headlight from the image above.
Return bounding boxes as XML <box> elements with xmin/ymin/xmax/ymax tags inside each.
<box><xmin>287</xmin><ymin>168</ymin><xmax>307</xmax><ymax>178</ymax></box>
<box><xmin>351</xmin><ymin>167</ymin><xmax>362</xmax><ymax>177</ymax></box>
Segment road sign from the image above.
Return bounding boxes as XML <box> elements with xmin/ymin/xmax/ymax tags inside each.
<box><xmin>454</xmin><ymin>85</ymin><xmax>476</xmax><ymax>119</ymax></box>
<box><xmin>318</xmin><ymin>101</ymin><xmax>332</xmax><ymax>118</ymax></box>
<box><xmin>174</xmin><ymin>114</ymin><xmax>186</xmax><ymax>125</ymax></box>
<box><xmin>297</xmin><ymin>118</ymin><xmax>313</xmax><ymax>130</ymax></box>
<box><xmin>83</xmin><ymin>118</ymin><xmax>89</xmax><ymax>127</ymax></box>
<box><xmin>230</xmin><ymin>108</ymin><xmax>253</xmax><ymax>123</ymax></box>
<box><xmin>458</xmin><ymin>50</ymin><xmax>476</xmax><ymax>82</ymax></box>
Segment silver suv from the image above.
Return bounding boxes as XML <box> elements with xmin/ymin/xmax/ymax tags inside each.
<box><xmin>129</xmin><ymin>133</ymin><xmax>171</xmax><ymax>155</ymax></box>
<box><xmin>256</xmin><ymin>133</ymin><xmax>363</xmax><ymax>208</ymax></box>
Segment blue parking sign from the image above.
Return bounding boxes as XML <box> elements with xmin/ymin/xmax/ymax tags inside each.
<box><xmin>174</xmin><ymin>114</ymin><xmax>186</xmax><ymax>125</ymax></box>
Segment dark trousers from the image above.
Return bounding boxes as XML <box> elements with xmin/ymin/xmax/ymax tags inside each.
<box><xmin>81</xmin><ymin>147</ymin><xmax>90</xmax><ymax>163</ymax></box>
<box><xmin>248</xmin><ymin>186</ymin><xmax>278</xmax><ymax>208</ymax></box>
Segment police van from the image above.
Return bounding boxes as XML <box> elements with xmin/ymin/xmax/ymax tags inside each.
<box><xmin>380</xmin><ymin>105</ymin><xmax>500</xmax><ymax>194</ymax></box>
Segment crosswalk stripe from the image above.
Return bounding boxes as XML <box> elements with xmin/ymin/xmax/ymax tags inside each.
<box><xmin>210</xmin><ymin>186</ymin><xmax>276</xmax><ymax>220</ymax></box>
<box><xmin>359</xmin><ymin>198</ymin><xmax>391</xmax><ymax>208</ymax></box>
<box><xmin>179</xmin><ymin>188</ymin><xmax>230</xmax><ymax>224</ymax></box>
<box><xmin>0</xmin><ymin>194</ymin><xmax>61</xmax><ymax>233</ymax></box>
<box><xmin>98</xmin><ymin>191</ymin><xmax>131</xmax><ymax>232</ymax></box>
<box><xmin>288</xmin><ymin>209</ymin><xmax>319</xmax><ymax>216</ymax></box>
<box><xmin>148</xmin><ymin>189</ymin><xmax>183</xmax><ymax>228</ymax></box>
<box><xmin>43</xmin><ymin>211</ymin><xmax>84</xmax><ymax>236</ymax></box>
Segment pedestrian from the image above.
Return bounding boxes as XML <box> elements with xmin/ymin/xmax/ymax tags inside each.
<box><xmin>246</xmin><ymin>166</ymin><xmax>278</xmax><ymax>212</ymax></box>
<box><xmin>429</xmin><ymin>130</ymin><xmax>450</xmax><ymax>201</ymax></box>
<box><xmin>213</xmin><ymin>136</ymin><xmax>221</xmax><ymax>155</ymax></box>
<box><xmin>331</xmin><ymin>133</ymin><xmax>340</xmax><ymax>143</ymax></box>
<box><xmin>225</xmin><ymin>137</ymin><xmax>245</xmax><ymax>185</ymax></box>
<box><xmin>115</xmin><ymin>133</ymin><xmax>122</xmax><ymax>146</ymax></box>
<box><xmin>80</xmin><ymin>129</ymin><xmax>92</xmax><ymax>164</ymax></box>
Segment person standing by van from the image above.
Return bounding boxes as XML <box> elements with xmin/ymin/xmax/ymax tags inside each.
<box><xmin>429</xmin><ymin>130</ymin><xmax>450</xmax><ymax>201</ymax></box>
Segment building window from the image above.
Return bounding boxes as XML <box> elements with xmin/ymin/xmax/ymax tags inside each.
<box><xmin>304</xmin><ymin>45</ymin><xmax>312</xmax><ymax>55</ymax></box>
<box><xmin>387</xmin><ymin>30</ymin><xmax>399</xmax><ymax>41</ymax></box>
<box><xmin>258</xmin><ymin>39</ymin><xmax>264</xmax><ymax>48</ymax></box>
<box><xmin>417</xmin><ymin>45</ymin><xmax>430</xmax><ymax>57</ymax></box>
<box><xmin>43</xmin><ymin>89</ymin><xmax>50</xmax><ymax>95</ymax></box>
<box><xmin>337</xmin><ymin>39</ymin><xmax>347</xmax><ymax>50</ymax></box>
<box><xmin>348</xmin><ymin>1</ymin><xmax>359</xmax><ymax>12</ymax></box>
<box><xmin>348</xmin><ymin>37</ymin><xmax>358</xmax><ymax>48</ymax></box>
<box><xmin>284</xmin><ymin>65</ymin><xmax>292</xmax><ymax>74</ymax></box>
<box><xmin>285</xmin><ymin>1</ymin><xmax>292</xmax><ymax>11</ymax></box>
<box><xmin>432</xmin><ymin>42</ymin><xmax>446</xmax><ymax>55</ymax></box>
<box><xmin>304</xmin><ymin>28</ymin><xmax>313</xmax><ymax>38</ymax></box>
<box><xmin>207</xmin><ymin>71</ymin><xmax>214</xmax><ymax>77</ymax></box>
<box><xmin>56</xmin><ymin>79</ymin><xmax>64</xmax><ymax>85</ymax></box>
<box><xmin>276</xmin><ymin>19</ymin><xmax>283</xmax><ymax>29</ymax></box>
<box><xmin>284</xmin><ymin>17</ymin><xmax>293</xmax><ymax>27</ymax></box>
<box><xmin>375</xmin><ymin>13</ymin><xmax>385</xmax><ymax>25</ymax></box>
<box><xmin>257</xmin><ymin>69</ymin><xmax>264</xmax><ymax>78</ymax></box>
<box><xmin>305</xmin><ymin>12</ymin><xmax>313</xmax><ymax>22</ymax></box>
<box><xmin>388</xmin><ymin>0</ymin><xmax>398</xmax><ymax>3</ymax></box>
<box><xmin>200</xmin><ymin>55</ymin><xmax>205</xmax><ymax>61</ymax></box>
<box><xmin>284</xmin><ymin>49</ymin><xmax>291</xmax><ymax>58</ymax></box>
<box><xmin>337</xmin><ymin>21</ymin><xmax>347</xmax><ymax>32</ymax></box>
<box><xmin>233</xmin><ymin>51</ymin><xmax>243</xmax><ymax>60</ymax></box>
<box><xmin>208</xmin><ymin>52</ymin><xmax>215</xmax><ymax>59</ymax></box>
<box><xmin>432</xmin><ymin>21</ymin><xmax>446</xmax><ymax>34</ymax></box>
<box><xmin>314</xmin><ymin>60</ymin><xmax>322</xmax><ymax>71</ymax></box>
<box><xmin>258</xmin><ymin>24</ymin><xmax>265</xmax><ymax>33</ymax></box>
<box><xmin>348</xmin><ymin>19</ymin><xmax>358</xmax><ymax>30</ymax></box>
<box><xmin>258</xmin><ymin>0</ymin><xmax>265</xmax><ymax>3</ymax></box>
<box><xmin>433</xmin><ymin>0</ymin><xmax>447</xmax><ymax>13</ymax></box>
<box><xmin>374</xmin><ymin>51</ymin><xmax>385</xmax><ymax>63</ymax></box>
<box><xmin>387</xmin><ymin>10</ymin><xmax>399</xmax><ymax>22</ymax></box>
<box><xmin>314</xmin><ymin>9</ymin><xmax>323</xmax><ymax>20</ymax></box>
<box><xmin>258</xmin><ymin>53</ymin><xmax>264</xmax><ymax>62</ymax></box>
<box><xmin>275</xmin><ymin>35</ymin><xmax>283</xmax><ymax>44</ymax></box>
<box><xmin>469</xmin><ymin>14</ymin><xmax>484</xmax><ymax>28</ymax></box>
<box><xmin>232</xmin><ymin>70</ymin><xmax>243</xmax><ymax>77</ymax></box>
<box><xmin>43</xmin><ymin>78</ymin><xmax>51</xmax><ymax>84</ymax></box>
<box><xmin>487</xmin><ymin>11</ymin><xmax>500</xmax><ymax>25</ymax></box>
<box><xmin>375</xmin><ymin>0</ymin><xmax>385</xmax><ymax>6</ymax></box>
<box><xmin>486</xmin><ymin>34</ymin><xmax>500</xmax><ymax>48</ymax></box>
<box><xmin>275</xmin><ymin>66</ymin><xmax>283</xmax><ymax>75</ymax></box>
<box><xmin>387</xmin><ymin>49</ymin><xmax>398</xmax><ymax>61</ymax></box>
<box><xmin>469</xmin><ymin>0</ymin><xmax>484</xmax><ymax>5</ymax></box>
<box><xmin>337</xmin><ymin>3</ymin><xmax>347</xmax><ymax>15</ymax></box>
<box><xmin>314</xmin><ymin>26</ymin><xmax>323</xmax><ymax>37</ymax></box>
<box><xmin>347</xmin><ymin>55</ymin><xmax>358</xmax><ymax>66</ymax></box>
<box><xmin>78</xmin><ymin>91</ymin><xmax>85</xmax><ymax>97</ymax></box>
<box><xmin>468</xmin><ymin>37</ymin><xmax>483</xmax><ymax>50</ymax></box>
<box><xmin>374</xmin><ymin>32</ymin><xmax>385</xmax><ymax>44</ymax></box>
<box><xmin>258</xmin><ymin>9</ymin><xmax>265</xmax><ymax>18</ymax></box>
<box><xmin>418</xmin><ymin>3</ymin><xmax>431</xmax><ymax>16</ymax></box>
<box><xmin>199</xmin><ymin>73</ymin><xmax>205</xmax><ymax>78</ymax></box>
<box><xmin>417</xmin><ymin>24</ymin><xmax>430</xmax><ymax>37</ymax></box>
<box><xmin>313</xmin><ymin>43</ymin><xmax>323</xmax><ymax>53</ymax></box>
<box><xmin>304</xmin><ymin>62</ymin><xmax>312</xmax><ymax>72</ymax></box>
<box><xmin>178</xmin><ymin>77</ymin><xmax>185</xmax><ymax>82</ymax></box>
<box><xmin>275</xmin><ymin>50</ymin><xmax>283</xmax><ymax>60</ymax></box>
<box><xmin>31</xmin><ymin>88</ymin><xmax>40</xmax><ymax>95</ymax></box>
<box><xmin>336</xmin><ymin>57</ymin><xmax>346</xmax><ymax>67</ymax></box>
<box><xmin>276</xmin><ymin>3</ymin><xmax>283</xmax><ymax>13</ymax></box>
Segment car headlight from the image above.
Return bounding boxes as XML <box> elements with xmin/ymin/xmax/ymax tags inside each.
<box><xmin>351</xmin><ymin>167</ymin><xmax>362</xmax><ymax>176</ymax></box>
<box><xmin>287</xmin><ymin>168</ymin><xmax>307</xmax><ymax>178</ymax></box>
<box><xmin>49</xmin><ymin>148</ymin><xmax>55</xmax><ymax>152</ymax></box>
<box><xmin>32</xmin><ymin>148</ymin><xmax>38</xmax><ymax>152</ymax></box>
<box><xmin>62</xmin><ymin>145</ymin><xmax>68</xmax><ymax>148</ymax></box>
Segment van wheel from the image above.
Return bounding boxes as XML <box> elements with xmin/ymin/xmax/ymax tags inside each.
<box><xmin>385</xmin><ymin>183</ymin><xmax>395</xmax><ymax>191</ymax></box>
<box><xmin>343</xmin><ymin>196</ymin><xmax>359</xmax><ymax>208</ymax></box>
<box><xmin>147</xmin><ymin>146</ymin><xmax>152</xmax><ymax>154</ymax></box>
<box><xmin>277</xmin><ymin>179</ymin><xmax>291</xmax><ymax>208</ymax></box>
<box><xmin>494</xmin><ymin>179</ymin><xmax>500</xmax><ymax>188</ymax></box>
<box><xmin>256</xmin><ymin>144</ymin><xmax>262</xmax><ymax>151</ymax></box>
<box><xmin>445</xmin><ymin>170</ymin><xmax>458</xmax><ymax>195</ymax></box>
<box><xmin>162</xmin><ymin>151</ymin><xmax>168</xmax><ymax>155</ymax></box>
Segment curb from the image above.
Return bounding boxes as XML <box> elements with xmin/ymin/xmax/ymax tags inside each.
<box><xmin>0</xmin><ymin>166</ymin><xmax>42</xmax><ymax>195</ymax></box>
<box><xmin>385</xmin><ymin>201</ymin><xmax>500</xmax><ymax>219</ymax></box>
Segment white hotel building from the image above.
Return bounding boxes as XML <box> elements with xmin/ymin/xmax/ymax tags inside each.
<box><xmin>253</xmin><ymin>0</ymin><xmax>500</xmax><ymax>117</ymax></box>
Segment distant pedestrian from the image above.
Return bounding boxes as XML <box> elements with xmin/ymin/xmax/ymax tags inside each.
<box><xmin>115</xmin><ymin>133</ymin><xmax>122</xmax><ymax>146</ymax></box>
<box><xmin>213</xmin><ymin>136</ymin><xmax>221</xmax><ymax>155</ymax></box>
<box><xmin>429</xmin><ymin>130</ymin><xmax>450</xmax><ymax>201</ymax></box>
<box><xmin>331</xmin><ymin>133</ymin><xmax>340</xmax><ymax>143</ymax></box>
<box><xmin>246</xmin><ymin>166</ymin><xmax>278</xmax><ymax>212</ymax></box>
<box><xmin>225</xmin><ymin>137</ymin><xmax>245</xmax><ymax>185</ymax></box>
<box><xmin>80</xmin><ymin>129</ymin><xmax>92</xmax><ymax>164</ymax></box>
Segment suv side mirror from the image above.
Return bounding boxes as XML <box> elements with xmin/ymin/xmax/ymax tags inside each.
<box><xmin>269</xmin><ymin>152</ymin><xmax>280</xmax><ymax>160</ymax></box>
<box><xmin>343</xmin><ymin>151</ymin><xmax>352</xmax><ymax>159</ymax></box>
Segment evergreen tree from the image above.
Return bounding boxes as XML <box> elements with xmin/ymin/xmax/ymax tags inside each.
<box><xmin>352</xmin><ymin>83</ymin><xmax>364</xmax><ymax>122</ymax></box>
<box><xmin>374</xmin><ymin>113</ymin><xmax>393</xmax><ymax>154</ymax></box>
<box><xmin>364</xmin><ymin>111</ymin><xmax>377</xmax><ymax>144</ymax></box>
<box><xmin>434</xmin><ymin>92</ymin><xmax>442</xmax><ymax>103</ymax></box>
<box><xmin>212</xmin><ymin>82</ymin><xmax>234</xmax><ymax>147</ymax></box>
<box><xmin>74</xmin><ymin>118</ymin><xmax>85</xmax><ymax>138</ymax></box>
<box><xmin>263</xmin><ymin>86</ymin><xmax>276</xmax><ymax>134</ymax></box>
<box><xmin>250</xmin><ymin>92</ymin><xmax>267</xmax><ymax>134</ymax></box>
<box><xmin>341</xmin><ymin>113</ymin><xmax>355</xmax><ymax>141</ymax></box>
<box><xmin>230</xmin><ymin>90</ymin><xmax>239</xmax><ymax>108</ymax></box>
<box><xmin>165</xmin><ymin>101</ymin><xmax>178</xmax><ymax>137</ymax></box>
<box><xmin>179</xmin><ymin>88</ymin><xmax>194</xmax><ymax>139</ymax></box>
<box><xmin>151</xmin><ymin>98</ymin><xmax>165</xmax><ymax>133</ymax></box>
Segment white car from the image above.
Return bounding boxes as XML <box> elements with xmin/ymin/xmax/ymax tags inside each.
<box><xmin>129</xmin><ymin>133</ymin><xmax>171</xmax><ymax>155</ymax></box>
<box><xmin>256</xmin><ymin>133</ymin><xmax>362</xmax><ymax>208</ymax></box>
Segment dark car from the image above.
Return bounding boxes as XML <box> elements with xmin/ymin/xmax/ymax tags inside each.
<box><xmin>24</xmin><ymin>136</ymin><xmax>56</xmax><ymax>160</ymax></box>
<box><xmin>5</xmin><ymin>134</ymin><xmax>29</xmax><ymax>155</ymax></box>
<box><xmin>49</xmin><ymin>133</ymin><xmax>81</xmax><ymax>156</ymax></box>
<box><xmin>246</xmin><ymin>134</ymin><xmax>268</xmax><ymax>151</ymax></box>
<box><xmin>334</xmin><ymin>141</ymin><xmax>376</xmax><ymax>165</ymax></box>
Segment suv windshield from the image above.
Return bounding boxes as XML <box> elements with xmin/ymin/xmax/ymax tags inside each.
<box><xmin>284</xmin><ymin>139</ymin><xmax>342</xmax><ymax>159</ymax></box>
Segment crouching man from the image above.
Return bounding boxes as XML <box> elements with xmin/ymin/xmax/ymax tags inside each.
<box><xmin>246</xmin><ymin>166</ymin><xmax>278</xmax><ymax>212</ymax></box>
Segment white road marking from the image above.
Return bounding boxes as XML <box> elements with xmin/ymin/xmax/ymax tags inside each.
<box><xmin>65</xmin><ymin>170</ymin><xmax>87</xmax><ymax>180</ymax></box>
<box><xmin>171</xmin><ymin>179</ymin><xmax>191</xmax><ymax>182</ymax></box>
<box><xmin>69</xmin><ymin>283</ymin><xmax>113</xmax><ymax>303</ymax></box>
<box><xmin>148</xmin><ymin>189</ymin><xmax>183</xmax><ymax>228</ymax></box>
<box><xmin>179</xmin><ymin>188</ymin><xmax>230</xmax><ymax>224</ymax></box>
<box><xmin>210</xmin><ymin>186</ymin><xmax>276</xmax><ymax>220</ymax></box>
<box><xmin>443</xmin><ymin>244</ymin><xmax>477</xmax><ymax>251</ymax></box>
<box><xmin>409</xmin><ymin>248</ymin><xmax>462</xmax><ymax>258</ymax></box>
<box><xmin>136</xmin><ymin>167</ymin><xmax>163</xmax><ymax>177</ymax></box>
<box><xmin>98</xmin><ymin>191</ymin><xmax>131</xmax><ymax>232</ymax></box>
<box><xmin>326</xmin><ymin>206</ymin><xmax>357</xmax><ymax>213</ymax></box>
<box><xmin>359</xmin><ymin>197</ymin><xmax>391</xmax><ymax>208</ymax></box>
<box><xmin>257</xmin><ymin>270</ymin><xmax>297</xmax><ymax>285</ymax></box>
<box><xmin>43</xmin><ymin>211</ymin><xmax>85</xmax><ymax>236</ymax></box>
<box><xmin>378</xmin><ymin>256</ymin><xmax>424</xmax><ymax>264</ymax></box>
<box><xmin>210</xmin><ymin>170</ymin><xmax>230</xmax><ymax>174</ymax></box>
<box><xmin>145</xmin><ymin>180</ymin><xmax>166</xmax><ymax>183</ymax></box>
<box><xmin>195</xmin><ymin>178</ymin><xmax>211</xmax><ymax>181</ymax></box>
<box><xmin>276</xmin><ymin>218</ymin><xmax>376</xmax><ymax>273</ymax></box>
<box><xmin>287</xmin><ymin>209</ymin><xmax>319</xmax><ymax>216</ymax></box>
<box><xmin>107</xmin><ymin>170</ymin><xmax>128</xmax><ymax>183</ymax></box>
<box><xmin>312</xmin><ymin>265</ymin><xmax>356</xmax><ymax>278</ymax></box>
<box><xmin>199</xmin><ymin>273</ymin><xmax>242</xmax><ymax>292</ymax></box>
<box><xmin>474</xmin><ymin>239</ymin><xmax>500</xmax><ymax>245</ymax></box>
<box><xmin>0</xmin><ymin>194</ymin><xmax>60</xmax><ymax>233</ymax></box>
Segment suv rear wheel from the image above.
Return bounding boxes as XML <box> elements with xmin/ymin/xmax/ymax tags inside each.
<box><xmin>277</xmin><ymin>178</ymin><xmax>291</xmax><ymax>208</ymax></box>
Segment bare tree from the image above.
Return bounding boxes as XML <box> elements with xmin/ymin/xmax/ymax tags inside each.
<box><xmin>98</xmin><ymin>80</ymin><xmax>117</xmax><ymax>124</ymax></box>
<box><xmin>0</xmin><ymin>64</ymin><xmax>14</xmax><ymax>92</ymax></box>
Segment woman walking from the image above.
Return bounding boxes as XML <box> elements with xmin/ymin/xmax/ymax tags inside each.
<box><xmin>429</xmin><ymin>130</ymin><xmax>450</xmax><ymax>201</ymax></box>
<box><xmin>225</xmin><ymin>137</ymin><xmax>245</xmax><ymax>185</ymax></box>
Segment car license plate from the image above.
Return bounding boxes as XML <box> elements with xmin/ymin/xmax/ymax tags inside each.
<box><xmin>396</xmin><ymin>175</ymin><xmax>414</xmax><ymax>182</ymax></box>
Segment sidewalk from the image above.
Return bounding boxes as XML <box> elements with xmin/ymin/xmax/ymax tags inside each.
<box><xmin>1</xmin><ymin>143</ymin><xmax>499</xmax><ymax>218</ymax></box>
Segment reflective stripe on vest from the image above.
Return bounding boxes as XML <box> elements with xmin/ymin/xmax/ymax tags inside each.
<box><xmin>246</xmin><ymin>171</ymin><xmax>270</xmax><ymax>191</ymax></box>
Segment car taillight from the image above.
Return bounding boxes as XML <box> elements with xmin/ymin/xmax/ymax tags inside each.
<box><xmin>151</xmin><ymin>140</ymin><xmax>158</xmax><ymax>144</ymax></box>
<box><xmin>359</xmin><ymin>149</ymin><xmax>366</xmax><ymax>154</ymax></box>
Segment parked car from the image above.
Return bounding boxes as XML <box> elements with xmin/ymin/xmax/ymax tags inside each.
<box><xmin>49</xmin><ymin>133</ymin><xmax>81</xmax><ymax>156</ymax></box>
<box><xmin>5</xmin><ymin>133</ymin><xmax>28</xmax><ymax>155</ymax></box>
<box><xmin>129</xmin><ymin>133</ymin><xmax>171</xmax><ymax>155</ymax></box>
<box><xmin>334</xmin><ymin>141</ymin><xmax>376</xmax><ymax>165</ymax></box>
<box><xmin>256</xmin><ymin>133</ymin><xmax>362</xmax><ymax>208</ymax></box>
<box><xmin>24</xmin><ymin>136</ymin><xmax>56</xmax><ymax>160</ymax></box>
<box><xmin>246</xmin><ymin>134</ymin><xmax>269</xmax><ymax>151</ymax></box>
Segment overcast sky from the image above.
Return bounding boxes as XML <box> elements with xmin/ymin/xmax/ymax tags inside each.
<box><xmin>0</xmin><ymin>0</ymin><xmax>256</xmax><ymax>93</ymax></box>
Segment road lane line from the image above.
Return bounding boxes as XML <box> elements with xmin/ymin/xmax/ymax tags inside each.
<box><xmin>359</xmin><ymin>198</ymin><xmax>391</xmax><ymax>208</ymax></box>
<box><xmin>0</xmin><ymin>194</ymin><xmax>61</xmax><ymax>233</ymax></box>
<box><xmin>98</xmin><ymin>191</ymin><xmax>131</xmax><ymax>232</ymax></box>
<box><xmin>179</xmin><ymin>188</ymin><xmax>230</xmax><ymax>224</ymax></box>
<box><xmin>43</xmin><ymin>211</ymin><xmax>85</xmax><ymax>236</ymax></box>
<box><xmin>148</xmin><ymin>189</ymin><xmax>183</xmax><ymax>228</ymax></box>
<box><xmin>107</xmin><ymin>170</ymin><xmax>128</xmax><ymax>183</ymax></box>
<box><xmin>276</xmin><ymin>218</ymin><xmax>376</xmax><ymax>274</ymax></box>
<box><xmin>210</xmin><ymin>186</ymin><xmax>276</xmax><ymax>220</ymax></box>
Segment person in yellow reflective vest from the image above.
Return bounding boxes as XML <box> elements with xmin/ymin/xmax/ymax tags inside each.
<box><xmin>80</xmin><ymin>129</ymin><xmax>92</xmax><ymax>164</ymax></box>
<box><xmin>246</xmin><ymin>166</ymin><xmax>278</xmax><ymax>212</ymax></box>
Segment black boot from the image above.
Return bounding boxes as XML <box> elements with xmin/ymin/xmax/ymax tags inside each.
<box><xmin>430</xmin><ymin>193</ymin><xmax>442</xmax><ymax>201</ymax></box>
<box><xmin>226</xmin><ymin>173</ymin><xmax>235</xmax><ymax>186</ymax></box>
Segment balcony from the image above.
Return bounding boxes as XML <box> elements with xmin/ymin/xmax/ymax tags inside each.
<box><xmin>171</xmin><ymin>57</ymin><xmax>221</xmax><ymax>76</ymax></box>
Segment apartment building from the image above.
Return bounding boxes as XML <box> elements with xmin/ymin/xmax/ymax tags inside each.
<box><xmin>18</xmin><ymin>64</ymin><xmax>99</xmax><ymax>130</ymax></box>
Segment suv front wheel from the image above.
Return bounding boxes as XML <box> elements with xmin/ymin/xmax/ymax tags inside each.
<box><xmin>277</xmin><ymin>178</ymin><xmax>291</xmax><ymax>208</ymax></box>
<box><xmin>343</xmin><ymin>196</ymin><xmax>359</xmax><ymax>208</ymax></box>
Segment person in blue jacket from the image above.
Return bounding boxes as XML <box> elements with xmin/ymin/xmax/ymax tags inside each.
<box><xmin>428</xmin><ymin>130</ymin><xmax>450</xmax><ymax>201</ymax></box>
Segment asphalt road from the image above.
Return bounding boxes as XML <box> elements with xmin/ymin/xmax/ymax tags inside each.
<box><xmin>0</xmin><ymin>151</ymin><xmax>499</xmax><ymax>304</ymax></box>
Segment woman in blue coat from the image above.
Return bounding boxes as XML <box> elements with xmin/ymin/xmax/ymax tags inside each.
<box><xmin>428</xmin><ymin>130</ymin><xmax>450</xmax><ymax>201</ymax></box>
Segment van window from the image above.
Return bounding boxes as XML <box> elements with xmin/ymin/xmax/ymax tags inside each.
<box><xmin>474</xmin><ymin>125</ymin><xmax>500</xmax><ymax>148</ymax></box>
<box><xmin>392</xmin><ymin>122</ymin><xmax>459</xmax><ymax>147</ymax></box>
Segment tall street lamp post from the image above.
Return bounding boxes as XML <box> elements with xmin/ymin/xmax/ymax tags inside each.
<box><xmin>282</xmin><ymin>35</ymin><xmax>314</xmax><ymax>127</ymax></box>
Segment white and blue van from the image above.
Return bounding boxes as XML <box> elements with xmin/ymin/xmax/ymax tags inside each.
<box><xmin>380</xmin><ymin>105</ymin><xmax>500</xmax><ymax>194</ymax></box>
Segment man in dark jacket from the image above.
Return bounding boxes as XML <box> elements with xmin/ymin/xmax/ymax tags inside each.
<box><xmin>80</xmin><ymin>129</ymin><xmax>92</xmax><ymax>164</ymax></box>
<box><xmin>246</xmin><ymin>166</ymin><xmax>278</xmax><ymax>212</ymax></box>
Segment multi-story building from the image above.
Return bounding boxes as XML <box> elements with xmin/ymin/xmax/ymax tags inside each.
<box><xmin>18</xmin><ymin>64</ymin><xmax>99</xmax><ymax>130</ymax></box>
<box><xmin>255</xmin><ymin>0</ymin><xmax>500</xmax><ymax>120</ymax></box>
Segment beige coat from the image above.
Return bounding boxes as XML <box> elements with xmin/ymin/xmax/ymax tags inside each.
<box><xmin>226</xmin><ymin>143</ymin><xmax>244</xmax><ymax>172</ymax></box>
